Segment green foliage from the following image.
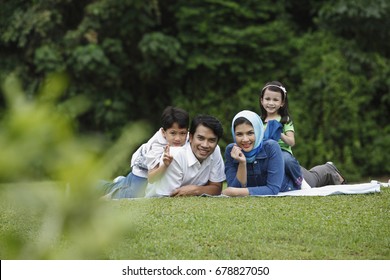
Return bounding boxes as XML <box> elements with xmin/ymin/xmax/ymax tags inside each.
<box><xmin>138</xmin><ymin>32</ymin><xmax>184</xmax><ymax>79</ymax></box>
<box><xmin>1</xmin><ymin>0</ymin><xmax>389</xmax><ymax>180</ymax></box>
<box><xmin>0</xmin><ymin>73</ymin><xmax>150</xmax><ymax>259</ymax></box>
<box><xmin>34</xmin><ymin>45</ymin><xmax>65</xmax><ymax>73</ymax></box>
<box><xmin>289</xmin><ymin>31</ymin><xmax>390</xmax><ymax>180</ymax></box>
<box><xmin>170</xmin><ymin>0</ymin><xmax>295</xmax><ymax>145</ymax></box>
<box><xmin>318</xmin><ymin>0</ymin><xmax>390</xmax><ymax>56</ymax></box>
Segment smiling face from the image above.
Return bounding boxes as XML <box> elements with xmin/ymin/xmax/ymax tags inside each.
<box><xmin>189</xmin><ymin>124</ymin><xmax>218</xmax><ymax>163</ymax></box>
<box><xmin>234</xmin><ymin>122</ymin><xmax>256</xmax><ymax>152</ymax></box>
<box><xmin>162</xmin><ymin>122</ymin><xmax>188</xmax><ymax>147</ymax></box>
<box><xmin>260</xmin><ymin>88</ymin><xmax>285</xmax><ymax>117</ymax></box>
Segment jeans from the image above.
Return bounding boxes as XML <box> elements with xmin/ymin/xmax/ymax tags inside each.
<box><xmin>102</xmin><ymin>172</ymin><xmax>147</xmax><ymax>199</ymax></box>
<box><xmin>282</xmin><ymin>150</ymin><xmax>303</xmax><ymax>187</ymax></box>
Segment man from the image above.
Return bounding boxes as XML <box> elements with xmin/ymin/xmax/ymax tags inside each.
<box><xmin>145</xmin><ymin>114</ymin><xmax>225</xmax><ymax>197</ymax></box>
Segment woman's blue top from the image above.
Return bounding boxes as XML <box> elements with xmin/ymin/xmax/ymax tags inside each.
<box><xmin>225</xmin><ymin>139</ymin><xmax>296</xmax><ymax>195</ymax></box>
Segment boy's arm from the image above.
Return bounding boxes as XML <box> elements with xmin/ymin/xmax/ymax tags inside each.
<box><xmin>147</xmin><ymin>145</ymin><xmax>172</xmax><ymax>183</ymax></box>
<box><xmin>148</xmin><ymin>164</ymin><xmax>166</xmax><ymax>183</ymax></box>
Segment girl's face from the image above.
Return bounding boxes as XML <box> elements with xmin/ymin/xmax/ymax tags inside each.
<box><xmin>261</xmin><ymin>89</ymin><xmax>285</xmax><ymax>116</ymax></box>
<box><xmin>234</xmin><ymin>123</ymin><xmax>256</xmax><ymax>152</ymax></box>
<box><xmin>162</xmin><ymin>123</ymin><xmax>188</xmax><ymax>147</ymax></box>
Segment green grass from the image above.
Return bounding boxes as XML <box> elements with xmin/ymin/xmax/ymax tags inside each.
<box><xmin>1</xmin><ymin>187</ymin><xmax>389</xmax><ymax>260</ymax></box>
<box><xmin>108</xmin><ymin>187</ymin><xmax>390</xmax><ymax>260</ymax></box>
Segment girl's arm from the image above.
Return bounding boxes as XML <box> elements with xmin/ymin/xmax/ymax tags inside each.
<box><xmin>280</xmin><ymin>130</ymin><xmax>295</xmax><ymax>147</ymax></box>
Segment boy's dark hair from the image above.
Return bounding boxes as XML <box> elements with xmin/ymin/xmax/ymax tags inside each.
<box><xmin>259</xmin><ymin>80</ymin><xmax>292</xmax><ymax>125</ymax></box>
<box><xmin>161</xmin><ymin>106</ymin><xmax>189</xmax><ymax>130</ymax></box>
<box><xmin>189</xmin><ymin>115</ymin><xmax>223</xmax><ymax>141</ymax></box>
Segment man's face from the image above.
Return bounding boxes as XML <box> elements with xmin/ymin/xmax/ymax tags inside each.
<box><xmin>189</xmin><ymin>124</ymin><xmax>218</xmax><ymax>163</ymax></box>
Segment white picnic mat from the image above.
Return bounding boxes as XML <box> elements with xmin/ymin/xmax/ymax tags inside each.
<box><xmin>264</xmin><ymin>182</ymin><xmax>381</xmax><ymax>196</ymax></box>
<box><xmin>202</xmin><ymin>181</ymin><xmax>384</xmax><ymax>197</ymax></box>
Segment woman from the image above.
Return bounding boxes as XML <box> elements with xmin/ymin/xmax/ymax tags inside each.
<box><xmin>223</xmin><ymin>110</ymin><xmax>345</xmax><ymax>197</ymax></box>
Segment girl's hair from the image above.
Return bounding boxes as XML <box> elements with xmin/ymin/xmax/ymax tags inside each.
<box><xmin>161</xmin><ymin>106</ymin><xmax>190</xmax><ymax>130</ymax></box>
<box><xmin>259</xmin><ymin>81</ymin><xmax>292</xmax><ymax>124</ymax></box>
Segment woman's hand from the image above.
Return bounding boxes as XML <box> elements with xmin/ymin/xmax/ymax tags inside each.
<box><xmin>231</xmin><ymin>144</ymin><xmax>246</xmax><ymax>163</ymax></box>
<box><xmin>222</xmin><ymin>187</ymin><xmax>249</xmax><ymax>197</ymax></box>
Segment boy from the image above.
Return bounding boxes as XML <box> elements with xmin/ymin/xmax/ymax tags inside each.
<box><xmin>102</xmin><ymin>106</ymin><xmax>189</xmax><ymax>199</ymax></box>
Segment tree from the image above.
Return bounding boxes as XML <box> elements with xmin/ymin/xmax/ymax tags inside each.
<box><xmin>1</xmin><ymin>0</ymin><xmax>389</xmax><ymax>180</ymax></box>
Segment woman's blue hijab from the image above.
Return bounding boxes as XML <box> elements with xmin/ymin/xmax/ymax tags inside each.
<box><xmin>231</xmin><ymin>110</ymin><xmax>264</xmax><ymax>163</ymax></box>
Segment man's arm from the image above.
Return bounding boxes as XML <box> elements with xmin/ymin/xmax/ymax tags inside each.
<box><xmin>170</xmin><ymin>181</ymin><xmax>222</xmax><ymax>197</ymax></box>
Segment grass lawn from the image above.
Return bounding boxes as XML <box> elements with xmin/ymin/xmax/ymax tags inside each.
<box><xmin>1</xmin><ymin>186</ymin><xmax>389</xmax><ymax>260</ymax></box>
<box><xmin>108</xmin><ymin>187</ymin><xmax>390</xmax><ymax>260</ymax></box>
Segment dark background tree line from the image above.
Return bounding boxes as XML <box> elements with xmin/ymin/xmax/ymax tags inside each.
<box><xmin>1</xmin><ymin>0</ymin><xmax>389</xmax><ymax>181</ymax></box>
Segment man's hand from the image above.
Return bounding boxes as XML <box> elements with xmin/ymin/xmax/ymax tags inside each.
<box><xmin>170</xmin><ymin>185</ymin><xmax>199</xmax><ymax>197</ymax></box>
<box><xmin>170</xmin><ymin>182</ymin><xmax>222</xmax><ymax>197</ymax></box>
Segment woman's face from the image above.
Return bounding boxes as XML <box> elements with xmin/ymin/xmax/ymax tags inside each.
<box><xmin>234</xmin><ymin>123</ymin><xmax>256</xmax><ymax>152</ymax></box>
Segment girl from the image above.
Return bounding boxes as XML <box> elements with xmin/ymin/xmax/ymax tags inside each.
<box><xmin>223</xmin><ymin>110</ymin><xmax>345</xmax><ymax>197</ymax></box>
<box><xmin>260</xmin><ymin>81</ymin><xmax>303</xmax><ymax>188</ymax></box>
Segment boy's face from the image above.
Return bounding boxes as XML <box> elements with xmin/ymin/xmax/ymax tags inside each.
<box><xmin>162</xmin><ymin>123</ymin><xmax>188</xmax><ymax>147</ymax></box>
<box><xmin>189</xmin><ymin>124</ymin><xmax>218</xmax><ymax>163</ymax></box>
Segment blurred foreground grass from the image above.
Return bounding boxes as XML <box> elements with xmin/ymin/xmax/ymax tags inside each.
<box><xmin>0</xmin><ymin>73</ymin><xmax>150</xmax><ymax>259</ymax></box>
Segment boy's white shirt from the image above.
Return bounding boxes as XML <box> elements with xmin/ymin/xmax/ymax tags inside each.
<box><xmin>145</xmin><ymin>143</ymin><xmax>226</xmax><ymax>197</ymax></box>
<box><xmin>130</xmin><ymin>128</ymin><xmax>167</xmax><ymax>178</ymax></box>
<box><xmin>130</xmin><ymin>128</ymin><xmax>190</xmax><ymax>178</ymax></box>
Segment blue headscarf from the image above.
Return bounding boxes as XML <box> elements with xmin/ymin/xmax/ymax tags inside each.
<box><xmin>231</xmin><ymin>110</ymin><xmax>264</xmax><ymax>163</ymax></box>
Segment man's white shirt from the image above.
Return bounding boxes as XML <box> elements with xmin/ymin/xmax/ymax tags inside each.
<box><xmin>145</xmin><ymin>142</ymin><xmax>226</xmax><ymax>197</ymax></box>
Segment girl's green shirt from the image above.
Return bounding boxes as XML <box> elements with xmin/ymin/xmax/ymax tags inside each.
<box><xmin>263</xmin><ymin>116</ymin><xmax>294</xmax><ymax>155</ymax></box>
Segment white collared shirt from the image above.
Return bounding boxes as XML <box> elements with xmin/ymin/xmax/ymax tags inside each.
<box><xmin>145</xmin><ymin>142</ymin><xmax>226</xmax><ymax>197</ymax></box>
<box><xmin>131</xmin><ymin>128</ymin><xmax>190</xmax><ymax>178</ymax></box>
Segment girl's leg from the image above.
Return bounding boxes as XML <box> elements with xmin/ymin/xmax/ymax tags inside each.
<box><xmin>301</xmin><ymin>162</ymin><xmax>344</xmax><ymax>188</ymax></box>
<box><xmin>282</xmin><ymin>151</ymin><xmax>303</xmax><ymax>187</ymax></box>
